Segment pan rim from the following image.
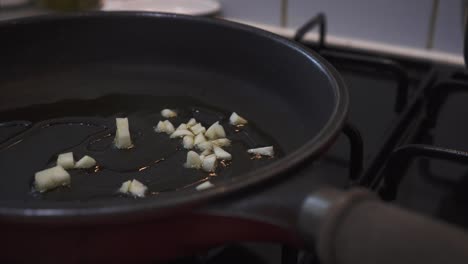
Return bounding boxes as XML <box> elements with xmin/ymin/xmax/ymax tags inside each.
<box><xmin>0</xmin><ymin>11</ymin><xmax>349</xmax><ymax>221</ymax></box>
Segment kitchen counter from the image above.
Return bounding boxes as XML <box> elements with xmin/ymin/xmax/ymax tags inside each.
<box><xmin>0</xmin><ymin>4</ymin><xmax>464</xmax><ymax>66</ymax></box>
<box><xmin>226</xmin><ymin>18</ymin><xmax>465</xmax><ymax>66</ymax></box>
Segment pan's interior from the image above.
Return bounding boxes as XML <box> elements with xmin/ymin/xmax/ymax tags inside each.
<box><xmin>0</xmin><ymin>13</ymin><xmax>340</xmax><ymax>210</ymax></box>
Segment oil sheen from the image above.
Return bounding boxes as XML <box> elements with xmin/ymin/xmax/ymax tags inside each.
<box><xmin>0</xmin><ymin>95</ymin><xmax>282</xmax><ymax>202</ymax></box>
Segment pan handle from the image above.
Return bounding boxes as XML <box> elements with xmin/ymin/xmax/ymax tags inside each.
<box><xmin>298</xmin><ymin>188</ymin><xmax>468</xmax><ymax>264</ymax></box>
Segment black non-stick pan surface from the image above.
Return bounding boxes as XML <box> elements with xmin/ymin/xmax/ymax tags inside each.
<box><xmin>0</xmin><ymin>12</ymin><xmax>347</xmax><ymax>218</ymax></box>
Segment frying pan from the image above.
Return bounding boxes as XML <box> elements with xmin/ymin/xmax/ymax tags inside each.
<box><xmin>0</xmin><ymin>12</ymin><xmax>468</xmax><ymax>264</ymax></box>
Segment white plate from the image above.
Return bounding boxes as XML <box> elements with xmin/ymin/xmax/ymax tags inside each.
<box><xmin>102</xmin><ymin>0</ymin><xmax>221</xmax><ymax>16</ymax></box>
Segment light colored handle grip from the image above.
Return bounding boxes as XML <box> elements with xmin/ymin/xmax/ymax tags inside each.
<box><xmin>298</xmin><ymin>188</ymin><xmax>468</xmax><ymax>264</ymax></box>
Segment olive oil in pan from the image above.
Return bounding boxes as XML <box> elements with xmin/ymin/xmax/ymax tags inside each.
<box><xmin>0</xmin><ymin>121</ymin><xmax>32</xmax><ymax>144</ymax></box>
<box><xmin>0</xmin><ymin>95</ymin><xmax>283</xmax><ymax>201</ymax></box>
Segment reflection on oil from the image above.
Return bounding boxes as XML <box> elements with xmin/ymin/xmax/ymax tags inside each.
<box><xmin>0</xmin><ymin>95</ymin><xmax>283</xmax><ymax>201</ymax></box>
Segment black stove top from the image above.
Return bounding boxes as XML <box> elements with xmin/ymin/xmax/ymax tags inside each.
<box><xmin>169</xmin><ymin>14</ymin><xmax>468</xmax><ymax>264</ymax></box>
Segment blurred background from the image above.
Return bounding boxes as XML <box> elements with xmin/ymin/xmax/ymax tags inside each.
<box><xmin>0</xmin><ymin>0</ymin><xmax>465</xmax><ymax>60</ymax></box>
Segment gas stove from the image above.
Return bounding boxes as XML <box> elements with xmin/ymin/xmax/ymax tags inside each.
<box><xmin>167</xmin><ymin>13</ymin><xmax>468</xmax><ymax>264</ymax></box>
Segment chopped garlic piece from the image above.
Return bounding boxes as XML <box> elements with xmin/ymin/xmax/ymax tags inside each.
<box><xmin>229</xmin><ymin>112</ymin><xmax>248</xmax><ymax>125</ymax></box>
<box><xmin>196</xmin><ymin>181</ymin><xmax>214</xmax><ymax>191</ymax></box>
<box><xmin>205</xmin><ymin>121</ymin><xmax>226</xmax><ymax>140</ymax></box>
<box><xmin>119</xmin><ymin>180</ymin><xmax>132</xmax><ymax>194</ymax></box>
<box><xmin>129</xmin><ymin>179</ymin><xmax>147</xmax><ymax>198</ymax></box>
<box><xmin>114</xmin><ymin>117</ymin><xmax>133</xmax><ymax>149</ymax></box>
<box><xmin>155</xmin><ymin>121</ymin><xmax>166</xmax><ymax>133</ymax></box>
<box><xmin>194</xmin><ymin>133</ymin><xmax>207</xmax><ymax>145</ymax></box>
<box><xmin>184</xmin><ymin>151</ymin><xmax>202</xmax><ymax>169</ymax></box>
<box><xmin>190</xmin><ymin>123</ymin><xmax>206</xmax><ymax>135</ymax></box>
<box><xmin>211</xmin><ymin>138</ymin><xmax>231</xmax><ymax>147</ymax></box>
<box><xmin>161</xmin><ymin>109</ymin><xmax>177</xmax><ymax>118</ymax></box>
<box><xmin>186</xmin><ymin>118</ymin><xmax>197</xmax><ymax>127</ymax></box>
<box><xmin>163</xmin><ymin>120</ymin><xmax>175</xmax><ymax>134</ymax></box>
<box><xmin>176</xmin><ymin>123</ymin><xmax>188</xmax><ymax>131</ymax></box>
<box><xmin>57</xmin><ymin>152</ymin><xmax>74</xmax><ymax>169</ymax></box>
<box><xmin>34</xmin><ymin>166</ymin><xmax>71</xmax><ymax>192</ymax></box>
<box><xmin>213</xmin><ymin>146</ymin><xmax>232</xmax><ymax>160</ymax></box>
<box><xmin>75</xmin><ymin>155</ymin><xmax>96</xmax><ymax>169</ymax></box>
<box><xmin>197</xmin><ymin>141</ymin><xmax>213</xmax><ymax>152</ymax></box>
<box><xmin>248</xmin><ymin>146</ymin><xmax>274</xmax><ymax>157</ymax></box>
<box><xmin>183</xmin><ymin>135</ymin><xmax>194</xmax><ymax>149</ymax></box>
<box><xmin>201</xmin><ymin>149</ymin><xmax>213</xmax><ymax>156</ymax></box>
<box><xmin>155</xmin><ymin>120</ymin><xmax>175</xmax><ymax>134</ymax></box>
<box><xmin>170</xmin><ymin>129</ymin><xmax>194</xmax><ymax>138</ymax></box>
<box><xmin>202</xmin><ymin>154</ymin><xmax>217</xmax><ymax>172</ymax></box>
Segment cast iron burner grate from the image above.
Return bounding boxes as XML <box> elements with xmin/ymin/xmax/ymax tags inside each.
<box><xmin>168</xmin><ymin>11</ymin><xmax>452</xmax><ymax>264</ymax></box>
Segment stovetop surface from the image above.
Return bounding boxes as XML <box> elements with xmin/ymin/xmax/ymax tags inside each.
<box><xmin>394</xmin><ymin>68</ymin><xmax>468</xmax><ymax>230</ymax></box>
<box><xmin>169</xmin><ymin>38</ymin><xmax>468</xmax><ymax>263</ymax></box>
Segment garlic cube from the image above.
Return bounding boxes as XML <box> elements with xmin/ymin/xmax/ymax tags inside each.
<box><xmin>155</xmin><ymin>120</ymin><xmax>175</xmax><ymax>135</ymax></box>
<box><xmin>201</xmin><ymin>149</ymin><xmax>213</xmax><ymax>156</ymax></box>
<box><xmin>163</xmin><ymin>120</ymin><xmax>175</xmax><ymax>134</ymax></box>
<box><xmin>247</xmin><ymin>146</ymin><xmax>274</xmax><ymax>157</ymax></box>
<box><xmin>201</xmin><ymin>154</ymin><xmax>217</xmax><ymax>172</ymax></box>
<box><xmin>186</xmin><ymin>118</ymin><xmax>197</xmax><ymax>127</ymax></box>
<box><xmin>213</xmin><ymin>146</ymin><xmax>232</xmax><ymax>160</ymax></box>
<box><xmin>176</xmin><ymin>123</ymin><xmax>188</xmax><ymax>131</ymax></box>
<box><xmin>184</xmin><ymin>151</ymin><xmax>202</xmax><ymax>169</ymax></box>
<box><xmin>170</xmin><ymin>129</ymin><xmax>194</xmax><ymax>138</ymax></box>
<box><xmin>161</xmin><ymin>109</ymin><xmax>177</xmax><ymax>118</ymax></box>
<box><xmin>155</xmin><ymin>121</ymin><xmax>166</xmax><ymax>133</ymax></box>
<box><xmin>190</xmin><ymin>123</ymin><xmax>206</xmax><ymax>135</ymax></box>
<box><xmin>119</xmin><ymin>180</ymin><xmax>132</xmax><ymax>194</ymax></box>
<box><xmin>34</xmin><ymin>166</ymin><xmax>71</xmax><ymax>192</ymax></box>
<box><xmin>196</xmin><ymin>141</ymin><xmax>213</xmax><ymax>152</ymax></box>
<box><xmin>194</xmin><ymin>133</ymin><xmax>207</xmax><ymax>145</ymax></box>
<box><xmin>119</xmin><ymin>179</ymin><xmax>148</xmax><ymax>198</ymax></box>
<box><xmin>205</xmin><ymin>121</ymin><xmax>226</xmax><ymax>140</ymax></box>
<box><xmin>196</xmin><ymin>181</ymin><xmax>214</xmax><ymax>191</ymax></box>
<box><xmin>114</xmin><ymin>117</ymin><xmax>133</xmax><ymax>149</ymax></box>
<box><xmin>75</xmin><ymin>155</ymin><xmax>97</xmax><ymax>169</ymax></box>
<box><xmin>129</xmin><ymin>179</ymin><xmax>147</xmax><ymax>198</ymax></box>
<box><xmin>57</xmin><ymin>152</ymin><xmax>74</xmax><ymax>169</ymax></box>
<box><xmin>183</xmin><ymin>135</ymin><xmax>194</xmax><ymax>149</ymax></box>
<box><xmin>211</xmin><ymin>138</ymin><xmax>231</xmax><ymax>147</ymax></box>
<box><xmin>229</xmin><ymin>112</ymin><xmax>248</xmax><ymax>125</ymax></box>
